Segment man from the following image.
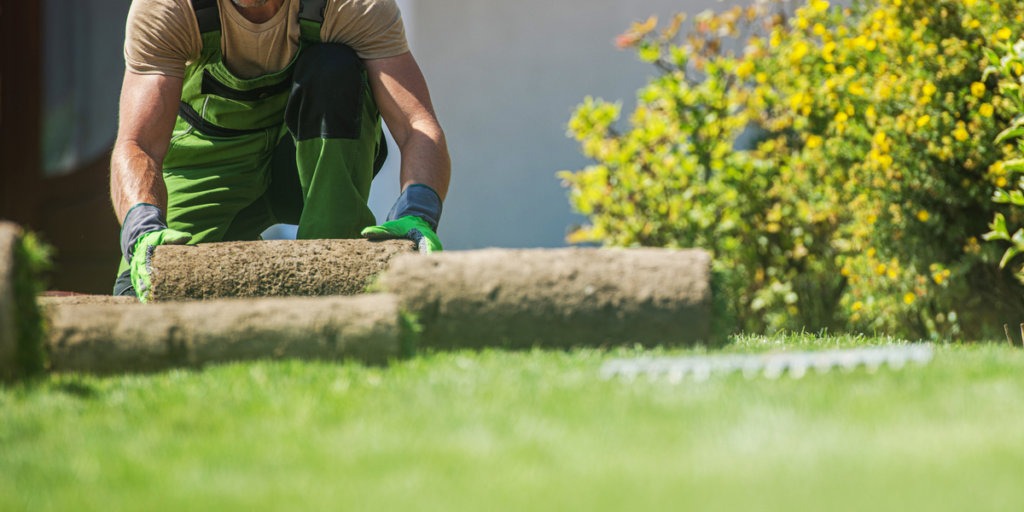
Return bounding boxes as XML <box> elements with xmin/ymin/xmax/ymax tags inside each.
<box><xmin>111</xmin><ymin>0</ymin><xmax>450</xmax><ymax>301</ymax></box>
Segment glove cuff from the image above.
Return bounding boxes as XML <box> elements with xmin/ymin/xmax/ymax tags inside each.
<box><xmin>120</xmin><ymin>203</ymin><xmax>167</xmax><ymax>263</ymax></box>
<box><xmin>387</xmin><ymin>184</ymin><xmax>442</xmax><ymax>231</ymax></box>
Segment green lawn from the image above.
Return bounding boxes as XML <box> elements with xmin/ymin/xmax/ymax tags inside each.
<box><xmin>2</xmin><ymin>335</ymin><xmax>1023</xmax><ymax>511</ymax></box>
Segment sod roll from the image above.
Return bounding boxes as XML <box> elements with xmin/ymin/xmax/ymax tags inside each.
<box><xmin>148</xmin><ymin>239</ymin><xmax>416</xmax><ymax>301</ymax></box>
<box><xmin>44</xmin><ymin>293</ymin><xmax>401</xmax><ymax>374</ymax></box>
<box><xmin>0</xmin><ymin>222</ymin><xmax>20</xmax><ymax>378</ymax></box>
<box><xmin>379</xmin><ymin>247</ymin><xmax>713</xmax><ymax>349</ymax></box>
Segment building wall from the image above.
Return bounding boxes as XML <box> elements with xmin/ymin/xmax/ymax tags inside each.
<box><xmin>369</xmin><ymin>0</ymin><xmax>739</xmax><ymax>249</ymax></box>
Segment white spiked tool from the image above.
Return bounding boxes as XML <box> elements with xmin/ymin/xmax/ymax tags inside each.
<box><xmin>601</xmin><ymin>344</ymin><xmax>935</xmax><ymax>383</ymax></box>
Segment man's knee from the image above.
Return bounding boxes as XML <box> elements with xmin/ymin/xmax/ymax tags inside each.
<box><xmin>286</xmin><ymin>43</ymin><xmax>366</xmax><ymax>140</ymax></box>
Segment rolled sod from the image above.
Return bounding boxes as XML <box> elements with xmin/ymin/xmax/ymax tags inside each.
<box><xmin>378</xmin><ymin>247</ymin><xmax>713</xmax><ymax>350</ymax></box>
<box><xmin>0</xmin><ymin>222</ymin><xmax>20</xmax><ymax>378</ymax></box>
<box><xmin>0</xmin><ymin>222</ymin><xmax>47</xmax><ymax>380</ymax></box>
<box><xmin>148</xmin><ymin>238</ymin><xmax>416</xmax><ymax>301</ymax></box>
<box><xmin>44</xmin><ymin>293</ymin><xmax>401</xmax><ymax>374</ymax></box>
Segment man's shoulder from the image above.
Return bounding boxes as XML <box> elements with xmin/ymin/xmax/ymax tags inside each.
<box><xmin>325</xmin><ymin>0</ymin><xmax>399</xmax><ymax>18</ymax></box>
<box><xmin>133</xmin><ymin>0</ymin><xmax>195</xmax><ymax>17</ymax></box>
<box><xmin>125</xmin><ymin>0</ymin><xmax>202</xmax><ymax>77</ymax></box>
<box><xmin>128</xmin><ymin>0</ymin><xmax>197</xmax><ymax>32</ymax></box>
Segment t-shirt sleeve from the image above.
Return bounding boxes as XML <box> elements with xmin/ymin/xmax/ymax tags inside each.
<box><xmin>124</xmin><ymin>0</ymin><xmax>202</xmax><ymax>78</ymax></box>
<box><xmin>321</xmin><ymin>0</ymin><xmax>410</xmax><ymax>59</ymax></box>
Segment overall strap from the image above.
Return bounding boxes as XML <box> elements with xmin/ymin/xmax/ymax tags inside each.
<box><xmin>192</xmin><ymin>0</ymin><xmax>221</xmax><ymax>33</ymax></box>
<box><xmin>298</xmin><ymin>0</ymin><xmax>327</xmax><ymax>42</ymax></box>
<box><xmin>298</xmin><ymin>0</ymin><xmax>328</xmax><ymax>24</ymax></box>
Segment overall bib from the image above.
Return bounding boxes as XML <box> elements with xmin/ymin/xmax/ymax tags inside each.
<box><xmin>115</xmin><ymin>0</ymin><xmax>387</xmax><ymax>283</ymax></box>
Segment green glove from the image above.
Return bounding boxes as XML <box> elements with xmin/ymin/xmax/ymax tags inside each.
<box><xmin>361</xmin><ymin>215</ymin><xmax>442</xmax><ymax>253</ymax></box>
<box><xmin>130</xmin><ymin>229</ymin><xmax>192</xmax><ymax>303</ymax></box>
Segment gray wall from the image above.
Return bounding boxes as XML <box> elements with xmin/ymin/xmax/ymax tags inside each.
<box><xmin>368</xmin><ymin>0</ymin><xmax>733</xmax><ymax>249</ymax></box>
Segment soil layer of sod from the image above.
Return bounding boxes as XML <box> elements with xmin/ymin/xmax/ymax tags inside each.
<box><xmin>380</xmin><ymin>247</ymin><xmax>713</xmax><ymax>350</ymax></box>
<box><xmin>45</xmin><ymin>294</ymin><xmax>402</xmax><ymax>374</ymax></box>
<box><xmin>149</xmin><ymin>239</ymin><xmax>416</xmax><ymax>301</ymax></box>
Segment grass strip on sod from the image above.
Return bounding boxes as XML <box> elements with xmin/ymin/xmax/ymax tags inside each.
<box><xmin>1</xmin><ymin>334</ymin><xmax>1022</xmax><ymax>511</ymax></box>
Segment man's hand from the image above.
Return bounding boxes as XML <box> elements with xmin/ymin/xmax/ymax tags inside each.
<box><xmin>130</xmin><ymin>229</ymin><xmax>191</xmax><ymax>302</ymax></box>
<box><xmin>120</xmin><ymin>204</ymin><xmax>192</xmax><ymax>302</ymax></box>
<box><xmin>362</xmin><ymin>216</ymin><xmax>442</xmax><ymax>253</ymax></box>
<box><xmin>362</xmin><ymin>184</ymin><xmax>443</xmax><ymax>254</ymax></box>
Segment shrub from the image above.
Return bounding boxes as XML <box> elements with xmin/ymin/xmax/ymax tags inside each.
<box><xmin>984</xmin><ymin>39</ymin><xmax>1024</xmax><ymax>284</ymax></box>
<box><xmin>561</xmin><ymin>0</ymin><xmax>1024</xmax><ymax>339</ymax></box>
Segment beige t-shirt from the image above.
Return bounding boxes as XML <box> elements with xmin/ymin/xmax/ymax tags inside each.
<box><xmin>124</xmin><ymin>0</ymin><xmax>408</xmax><ymax>79</ymax></box>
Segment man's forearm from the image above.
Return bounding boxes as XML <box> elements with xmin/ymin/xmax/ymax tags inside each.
<box><xmin>110</xmin><ymin>140</ymin><xmax>169</xmax><ymax>224</ymax></box>
<box><xmin>397</xmin><ymin>122</ymin><xmax>451</xmax><ymax>201</ymax></box>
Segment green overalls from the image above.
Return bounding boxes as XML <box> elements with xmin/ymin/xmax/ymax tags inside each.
<box><xmin>115</xmin><ymin>0</ymin><xmax>387</xmax><ymax>279</ymax></box>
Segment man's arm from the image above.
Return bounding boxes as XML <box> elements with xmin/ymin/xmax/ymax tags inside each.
<box><xmin>364</xmin><ymin>52</ymin><xmax>451</xmax><ymax>200</ymax></box>
<box><xmin>111</xmin><ymin>71</ymin><xmax>192</xmax><ymax>302</ymax></box>
<box><xmin>110</xmin><ymin>71</ymin><xmax>183</xmax><ymax>223</ymax></box>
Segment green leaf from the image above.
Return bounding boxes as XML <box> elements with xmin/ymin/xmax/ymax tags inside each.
<box><xmin>638</xmin><ymin>43</ymin><xmax>662</xmax><ymax>64</ymax></box>
<box><xmin>1002</xmin><ymin>158</ymin><xmax>1024</xmax><ymax>173</ymax></box>
<box><xmin>995</xmin><ymin>122</ymin><xmax>1024</xmax><ymax>145</ymax></box>
<box><xmin>1000</xmin><ymin>246</ymin><xmax>1021</xmax><ymax>269</ymax></box>
<box><xmin>983</xmin><ymin>213</ymin><xmax>1010</xmax><ymax>241</ymax></box>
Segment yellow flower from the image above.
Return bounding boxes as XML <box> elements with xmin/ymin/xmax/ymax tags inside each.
<box><xmin>922</xmin><ymin>82</ymin><xmax>937</xmax><ymax>97</ymax></box>
<box><xmin>997</xmin><ymin>176</ymin><xmax>1008</xmax><ymax>188</ymax></box>
<box><xmin>810</xmin><ymin>0</ymin><xmax>830</xmax><ymax>13</ymax></box>
<box><xmin>790</xmin><ymin>41</ymin><xmax>810</xmax><ymax>64</ymax></box>
<box><xmin>876</xmin><ymin>81</ymin><xmax>892</xmax><ymax>100</ymax></box>
<box><xmin>904</xmin><ymin>292</ymin><xmax>916</xmax><ymax>305</ymax></box>
<box><xmin>979</xmin><ymin>103</ymin><xmax>994</xmax><ymax>117</ymax></box>
<box><xmin>996</xmin><ymin>27</ymin><xmax>1013</xmax><ymax>41</ymax></box>
<box><xmin>953</xmin><ymin>123</ymin><xmax>970</xmax><ymax>142</ymax></box>
<box><xmin>822</xmin><ymin>41</ymin><xmax>837</xmax><ymax>63</ymax></box>
<box><xmin>916</xmin><ymin>115</ymin><xmax>931</xmax><ymax>128</ymax></box>
<box><xmin>835</xmin><ymin>112</ymin><xmax>849</xmax><ymax>124</ymax></box>
<box><xmin>806</xmin><ymin>135</ymin><xmax>824</xmax><ymax>149</ymax></box>
<box><xmin>852</xmin><ymin>301</ymin><xmax>864</xmax><ymax>312</ymax></box>
<box><xmin>866</xmin><ymin>106</ymin><xmax>877</xmax><ymax>121</ymax></box>
<box><xmin>917</xmin><ymin>210</ymin><xmax>930</xmax><ymax>222</ymax></box>
<box><xmin>736</xmin><ymin>60</ymin><xmax>755</xmax><ymax>79</ymax></box>
<box><xmin>876</xmin><ymin>263</ymin><xmax>887</xmax><ymax>276</ymax></box>
<box><xmin>970</xmin><ymin>82</ymin><xmax>986</xmax><ymax>98</ymax></box>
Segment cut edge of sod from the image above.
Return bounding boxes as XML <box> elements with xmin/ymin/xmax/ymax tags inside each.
<box><xmin>1</xmin><ymin>223</ymin><xmax>51</xmax><ymax>381</ymax></box>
